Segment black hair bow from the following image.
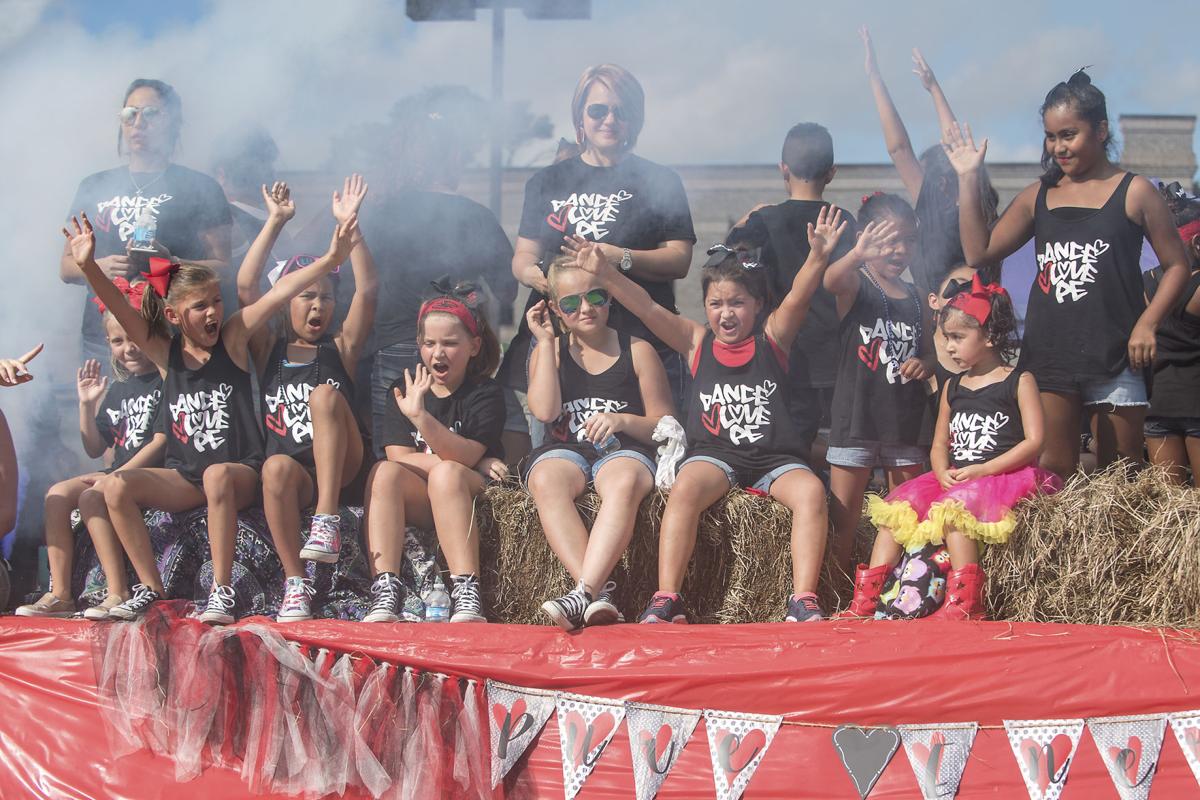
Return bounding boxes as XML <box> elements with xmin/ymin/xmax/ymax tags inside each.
<box><xmin>429</xmin><ymin>275</ymin><xmax>481</xmax><ymax>307</ymax></box>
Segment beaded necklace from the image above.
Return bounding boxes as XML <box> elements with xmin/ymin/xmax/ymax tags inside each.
<box><xmin>861</xmin><ymin>267</ymin><xmax>922</xmax><ymax>361</ymax></box>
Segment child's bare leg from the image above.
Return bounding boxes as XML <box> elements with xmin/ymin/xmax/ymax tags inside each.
<box><xmin>1040</xmin><ymin>391</ymin><xmax>1082</xmax><ymax>479</ymax></box>
<box><xmin>582</xmin><ymin>459</ymin><xmax>653</xmax><ymax>592</ymax></box>
<box><xmin>43</xmin><ymin>475</ymin><xmax>95</xmax><ymax>600</ymax></box>
<box><xmin>202</xmin><ymin>463</ymin><xmax>262</xmax><ymax>586</ymax></box>
<box><xmin>1092</xmin><ymin>404</ymin><xmax>1147</xmax><ymax>468</ymax></box>
<box><xmin>78</xmin><ymin>482</ymin><xmax>129</xmax><ymax>598</ymax></box>
<box><xmin>886</xmin><ymin>464</ymin><xmax>924</xmax><ymax>490</ymax></box>
<box><xmin>309</xmin><ymin>384</ymin><xmax>363</xmax><ymax>515</ymax></box>
<box><xmin>828</xmin><ymin>465</ymin><xmax>872</xmax><ymax>574</ymax></box>
<box><xmin>768</xmin><ymin>469</ymin><xmax>828</xmax><ymax>595</ymax></box>
<box><xmin>943</xmin><ymin>528</ymin><xmax>980</xmax><ymax>570</ymax></box>
<box><xmin>426</xmin><ymin>460</ymin><xmax>487</xmax><ymax>575</ymax></box>
<box><xmin>260</xmin><ymin>454</ymin><xmax>314</xmax><ymax>579</ymax></box>
<box><xmin>1146</xmin><ymin>435</ymin><xmax>1188</xmax><ymax>485</ymax></box>
<box><xmin>868</xmin><ymin>526</ymin><xmax>903</xmax><ymax>569</ymax></box>
<box><xmin>103</xmin><ymin>468</ymin><xmax>206</xmax><ymax>593</ymax></box>
<box><xmin>1186</xmin><ymin>436</ymin><xmax>1200</xmax><ymax>488</ymax></box>
<box><xmin>658</xmin><ymin>462</ymin><xmax>729</xmax><ymax>593</ymax></box>
<box><xmin>527</xmin><ymin>458</ymin><xmax>589</xmax><ymax>580</ymax></box>
<box><xmin>363</xmin><ymin>461</ymin><xmax>432</xmax><ymax>575</ymax></box>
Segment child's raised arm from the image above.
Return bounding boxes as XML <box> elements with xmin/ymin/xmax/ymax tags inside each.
<box><xmin>824</xmin><ymin>219</ymin><xmax>898</xmax><ymax>304</ymax></box>
<box><xmin>236</xmin><ymin>181</ymin><xmax>295</xmax><ymax>309</ymax></box>
<box><xmin>912</xmin><ymin>48</ymin><xmax>958</xmax><ymax>144</ymax></box>
<box><xmin>766</xmin><ymin>205</ymin><xmax>847</xmax><ymax>351</ymax></box>
<box><xmin>0</xmin><ymin>344</ymin><xmax>43</xmax><ymax>388</ymax></box>
<box><xmin>577</xmin><ymin>243</ymin><xmax>706</xmax><ymax>362</ymax></box>
<box><xmin>76</xmin><ymin>359</ymin><xmax>109</xmax><ymax>458</ymax></box>
<box><xmin>330</xmin><ymin>175</ymin><xmax>378</xmax><ymax>370</ymax></box>
<box><xmin>524</xmin><ymin>300</ymin><xmax>562</xmax><ymax>423</ymax></box>
<box><xmin>64</xmin><ymin>215</ymin><xmax>170</xmax><ymax>368</ymax></box>
<box><xmin>861</xmin><ymin>26</ymin><xmax>923</xmax><ymax>203</ymax></box>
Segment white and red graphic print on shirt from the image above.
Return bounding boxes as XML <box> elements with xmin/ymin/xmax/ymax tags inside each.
<box><xmin>169</xmin><ymin>384</ymin><xmax>232</xmax><ymax>452</ymax></box>
<box><xmin>699</xmin><ymin>380</ymin><xmax>776</xmax><ymax>445</ymax></box>
<box><xmin>264</xmin><ymin>379</ymin><xmax>341</xmax><ymax>444</ymax></box>
<box><xmin>545</xmin><ymin>190</ymin><xmax>634</xmax><ymax>240</ymax></box>
<box><xmin>857</xmin><ymin>318</ymin><xmax>918</xmax><ymax>385</ymax></box>
<box><xmin>1035</xmin><ymin>239</ymin><xmax>1110</xmax><ymax>303</ymax></box>
<box><xmin>552</xmin><ymin>397</ymin><xmax>628</xmax><ymax>442</ymax></box>
<box><xmin>106</xmin><ymin>390</ymin><xmax>161</xmax><ymax>450</ymax></box>
<box><xmin>92</xmin><ymin>193</ymin><xmax>173</xmax><ymax>242</ymax></box>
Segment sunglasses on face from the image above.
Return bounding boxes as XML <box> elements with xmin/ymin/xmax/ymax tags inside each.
<box><xmin>585</xmin><ymin>103</ymin><xmax>627</xmax><ymax>123</ymax></box>
<box><xmin>557</xmin><ymin>288</ymin><xmax>610</xmax><ymax>315</ymax></box>
<box><xmin>941</xmin><ymin>277</ymin><xmax>971</xmax><ymax>299</ymax></box>
<box><xmin>119</xmin><ymin>105</ymin><xmax>164</xmax><ymax>125</ymax></box>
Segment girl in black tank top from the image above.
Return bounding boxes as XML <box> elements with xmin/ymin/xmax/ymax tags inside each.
<box><xmin>574</xmin><ymin>207</ymin><xmax>848</xmax><ymax>625</ymax></box>
<box><xmin>64</xmin><ymin>206</ymin><xmax>360</xmax><ymax>624</ymax></box>
<box><xmin>524</xmin><ymin>258</ymin><xmax>673</xmax><ymax>630</ymax></box>
<box><xmin>238</xmin><ymin>178</ymin><xmax>376</xmax><ymax>622</ymax></box>
<box><xmin>943</xmin><ymin>70</ymin><xmax>1190</xmax><ymax>479</ymax></box>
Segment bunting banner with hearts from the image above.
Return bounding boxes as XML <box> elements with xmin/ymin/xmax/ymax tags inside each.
<box><xmin>486</xmin><ymin>680</ymin><xmax>556</xmax><ymax>788</ymax></box>
<box><xmin>1003</xmin><ymin>718</ymin><xmax>1084</xmax><ymax>800</ymax></box>
<box><xmin>624</xmin><ymin>702</ymin><xmax>702</xmax><ymax>800</ymax></box>
<box><xmin>703</xmin><ymin>709</ymin><xmax>782</xmax><ymax>800</ymax></box>
<box><xmin>1087</xmin><ymin>714</ymin><xmax>1166</xmax><ymax>800</ymax></box>
<box><xmin>897</xmin><ymin>722</ymin><xmax>977</xmax><ymax>799</ymax></box>
<box><xmin>555</xmin><ymin>692</ymin><xmax>626</xmax><ymax>800</ymax></box>
<box><xmin>1167</xmin><ymin>710</ymin><xmax>1200</xmax><ymax>787</ymax></box>
<box><xmin>832</xmin><ymin>725</ymin><xmax>901</xmax><ymax>799</ymax></box>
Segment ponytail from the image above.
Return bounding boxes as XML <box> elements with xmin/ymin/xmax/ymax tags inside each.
<box><xmin>140</xmin><ymin>262</ymin><xmax>218</xmax><ymax>335</ymax></box>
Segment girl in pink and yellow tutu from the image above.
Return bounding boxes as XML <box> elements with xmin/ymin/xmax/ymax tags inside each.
<box><xmin>845</xmin><ymin>274</ymin><xmax>1062</xmax><ymax>620</ymax></box>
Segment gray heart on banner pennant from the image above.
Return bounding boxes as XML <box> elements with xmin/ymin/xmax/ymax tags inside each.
<box><xmin>833</xmin><ymin>725</ymin><xmax>901</xmax><ymax>799</ymax></box>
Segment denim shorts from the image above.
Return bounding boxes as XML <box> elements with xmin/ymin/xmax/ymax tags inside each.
<box><xmin>1036</xmin><ymin>367</ymin><xmax>1149</xmax><ymax>407</ymax></box>
<box><xmin>679</xmin><ymin>454</ymin><xmax>811</xmax><ymax>493</ymax></box>
<box><xmin>1144</xmin><ymin>416</ymin><xmax>1200</xmax><ymax>438</ymax></box>
<box><xmin>826</xmin><ymin>441</ymin><xmax>926</xmax><ymax>469</ymax></box>
<box><xmin>527</xmin><ymin>447</ymin><xmax>656</xmax><ymax>481</ymax></box>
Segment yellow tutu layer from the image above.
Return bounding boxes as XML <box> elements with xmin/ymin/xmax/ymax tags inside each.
<box><xmin>867</xmin><ymin>495</ymin><xmax>1015</xmax><ymax>548</ymax></box>
<box><xmin>865</xmin><ymin>494</ymin><xmax>920</xmax><ymax>544</ymax></box>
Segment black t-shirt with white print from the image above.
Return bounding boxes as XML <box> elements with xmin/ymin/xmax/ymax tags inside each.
<box><xmin>68</xmin><ymin>164</ymin><xmax>232</xmax><ymax>347</ymax></box>
<box><xmin>945</xmin><ymin>368</ymin><xmax>1026</xmax><ymax>469</ymax></box>
<box><xmin>261</xmin><ymin>337</ymin><xmax>358</xmax><ymax>465</ymax></box>
<box><xmin>381</xmin><ymin>376</ymin><xmax>505</xmax><ymax>462</ymax></box>
<box><xmin>96</xmin><ymin>370</ymin><xmax>163</xmax><ymax>471</ymax></box>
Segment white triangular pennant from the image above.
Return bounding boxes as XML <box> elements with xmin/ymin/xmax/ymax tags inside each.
<box><xmin>703</xmin><ymin>709</ymin><xmax>782</xmax><ymax>800</ymax></box>
<box><xmin>1168</xmin><ymin>710</ymin><xmax>1200</xmax><ymax>787</ymax></box>
<box><xmin>555</xmin><ymin>692</ymin><xmax>626</xmax><ymax>800</ymax></box>
<box><xmin>898</xmin><ymin>722</ymin><xmax>977</xmax><ymax>799</ymax></box>
<box><xmin>1003</xmin><ymin>718</ymin><xmax>1085</xmax><ymax>800</ymax></box>
<box><xmin>1088</xmin><ymin>714</ymin><xmax>1166</xmax><ymax>800</ymax></box>
<box><xmin>486</xmin><ymin>680</ymin><xmax>555</xmax><ymax>788</ymax></box>
<box><xmin>625</xmin><ymin>701</ymin><xmax>701</xmax><ymax>800</ymax></box>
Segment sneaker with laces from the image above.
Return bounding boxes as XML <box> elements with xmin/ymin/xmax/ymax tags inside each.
<box><xmin>83</xmin><ymin>594</ymin><xmax>128</xmax><ymax>621</ymax></box>
<box><xmin>785</xmin><ymin>592</ymin><xmax>825</xmax><ymax>622</ymax></box>
<box><xmin>108</xmin><ymin>584</ymin><xmax>162</xmax><ymax>621</ymax></box>
<box><xmin>300</xmin><ymin>514</ymin><xmax>341</xmax><ymax>563</ymax></box>
<box><xmin>363</xmin><ymin>573</ymin><xmax>402</xmax><ymax>623</ymax></box>
<box><xmin>584</xmin><ymin>580</ymin><xmax>623</xmax><ymax>626</ymax></box>
<box><xmin>277</xmin><ymin>576</ymin><xmax>316</xmax><ymax>622</ymax></box>
<box><xmin>542</xmin><ymin>582</ymin><xmax>591</xmax><ymax>631</ymax></box>
<box><xmin>199</xmin><ymin>584</ymin><xmax>237</xmax><ymax>625</ymax></box>
<box><xmin>15</xmin><ymin>592</ymin><xmax>76</xmax><ymax>618</ymax></box>
<box><xmin>637</xmin><ymin>592</ymin><xmax>688</xmax><ymax>624</ymax></box>
<box><xmin>450</xmin><ymin>574</ymin><xmax>486</xmax><ymax>623</ymax></box>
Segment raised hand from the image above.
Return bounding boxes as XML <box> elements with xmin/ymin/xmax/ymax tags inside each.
<box><xmin>262</xmin><ymin>181</ymin><xmax>295</xmax><ymax>222</ymax></box>
<box><xmin>394</xmin><ymin>365</ymin><xmax>432</xmax><ymax>421</ymax></box>
<box><xmin>0</xmin><ymin>343</ymin><xmax>44</xmax><ymax>387</ymax></box>
<box><xmin>62</xmin><ymin>214</ymin><xmax>97</xmax><ymax>269</ymax></box>
<box><xmin>854</xmin><ymin>219</ymin><xmax>899</xmax><ymax>262</ymax></box>
<box><xmin>526</xmin><ymin>300</ymin><xmax>556</xmax><ymax>342</ymax></box>
<box><xmin>326</xmin><ymin>213</ymin><xmax>360</xmax><ymax>265</ymax></box>
<box><xmin>77</xmin><ymin>359</ymin><xmax>109</xmax><ymax>406</ymax></box>
<box><xmin>911</xmin><ymin>48</ymin><xmax>937</xmax><ymax>91</ymax></box>
<box><xmin>806</xmin><ymin>205</ymin><xmax>848</xmax><ymax>262</ymax></box>
<box><xmin>859</xmin><ymin>26</ymin><xmax>879</xmax><ymax>77</ymax></box>
<box><xmin>941</xmin><ymin>122</ymin><xmax>988</xmax><ymax>176</ymax></box>
<box><xmin>562</xmin><ymin>233</ymin><xmax>618</xmax><ymax>265</ymax></box>
<box><xmin>331</xmin><ymin>173</ymin><xmax>368</xmax><ymax>225</ymax></box>
<box><xmin>575</xmin><ymin>242</ymin><xmax>614</xmax><ymax>279</ymax></box>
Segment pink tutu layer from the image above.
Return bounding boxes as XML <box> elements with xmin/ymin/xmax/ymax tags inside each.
<box><xmin>867</xmin><ymin>465</ymin><xmax>1063</xmax><ymax>547</ymax></box>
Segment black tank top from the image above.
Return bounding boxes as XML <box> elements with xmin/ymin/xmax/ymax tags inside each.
<box><xmin>829</xmin><ymin>275</ymin><xmax>927</xmax><ymax>446</ymax></box>
<box><xmin>261</xmin><ymin>337</ymin><xmax>357</xmax><ymax>464</ymax></box>
<box><xmin>946</xmin><ymin>368</ymin><xmax>1026</xmax><ymax>469</ymax></box>
<box><xmin>163</xmin><ymin>334</ymin><xmax>264</xmax><ymax>481</ymax></box>
<box><xmin>541</xmin><ymin>331</ymin><xmax>654</xmax><ymax>460</ymax></box>
<box><xmin>1026</xmin><ymin>172</ymin><xmax>1145</xmax><ymax>380</ymax></box>
<box><xmin>97</xmin><ymin>371</ymin><xmax>163</xmax><ymax>470</ymax></box>
<box><xmin>685</xmin><ymin>331</ymin><xmax>808</xmax><ymax>482</ymax></box>
<box><xmin>1145</xmin><ymin>268</ymin><xmax>1200</xmax><ymax>418</ymax></box>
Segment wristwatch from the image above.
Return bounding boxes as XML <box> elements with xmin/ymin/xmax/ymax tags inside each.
<box><xmin>619</xmin><ymin>248</ymin><xmax>633</xmax><ymax>272</ymax></box>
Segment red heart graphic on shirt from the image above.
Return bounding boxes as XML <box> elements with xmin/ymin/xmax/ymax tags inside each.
<box><xmin>112</xmin><ymin>420</ymin><xmax>128</xmax><ymax>448</ymax></box>
<box><xmin>1020</xmin><ymin>734</ymin><xmax>1073</xmax><ymax>794</ymax></box>
<box><xmin>171</xmin><ymin>412</ymin><xmax>189</xmax><ymax>443</ymax></box>
<box><xmin>546</xmin><ymin>203</ymin><xmax>573</xmax><ymax>233</ymax></box>
<box><xmin>1037</xmin><ymin>261</ymin><xmax>1054</xmax><ymax>294</ymax></box>
<box><xmin>1108</xmin><ymin>736</ymin><xmax>1143</xmax><ymax>788</ymax></box>
<box><xmin>857</xmin><ymin>338</ymin><xmax>882</xmax><ymax>371</ymax></box>
<box><xmin>701</xmin><ymin>403</ymin><xmax>722</xmax><ymax>436</ymax></box>
<box><xmin>716</xmin><ymin>728</ymin><xmax>767</xmax><ymax>786</ymax></box>
<box><xmin>911</xmin><ymin>732</ymin><xmax>946</xmax><ymax>796</ymax></box>
<box><xmin>563</xmin><ymin>709</ymin><xmax>617</xmax><ymax>769</ymax></box>
<box><xmin>638</xmin><ymin>725</ymin><xmax>677</xmax><ymax>775</ymax></box>
<box><xmin>92</xmin><ymin>212</ymin><xmax>112</xmax><ymax>234</ymax></box>
<box><xmin>264</xmin><ymin>408</ymin><xmax>287</xmax><ymax>437</ymax></box>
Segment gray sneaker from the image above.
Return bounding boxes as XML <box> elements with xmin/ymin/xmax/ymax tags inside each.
<box><xmin>108</xmin><ymin>584</ymin><xmax>162</xmax><ymax>621</ymax></box>
<box><xmin>15</xmin><ymin>592</ymin><xmax>76</xmax><ymax>618</ymax></box>
<box><xmin>363</xmin><ymin>573</ymin><xmax>403</xmax><ymax>623</ymax></box>
<box><xmin>542</xmin><ymin>582</ymin><xmax>591</xmax><ymax>631</ymax></box>
<box><xmin>450</xmin><ymin>574</ymin><xmax>486</xmax><ymax>623</ymax></box>
<box><xmin>83</xmin><ymin>594</ymin><xmax>128</xmax><ymax>621</ymax></box>
<box><xmin>198</xmin><ymin>584</ymin><xmax>237</xmax><ymax>625</ymax></box>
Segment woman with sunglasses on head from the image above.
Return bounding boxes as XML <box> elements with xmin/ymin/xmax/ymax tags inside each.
<box><xmin>59</xmin><ymin>79</ymin><xmax>232</xmax><ymax>375</ymax></box>
<box><xmin>498</xmin><ymin>64</ymin><xmax>697</xmax><ymax>420</ymax></box>
<box><xmin>524</xmin><ymin>254</ymin><xmax>673</xmax><ymax>631</ymax></box>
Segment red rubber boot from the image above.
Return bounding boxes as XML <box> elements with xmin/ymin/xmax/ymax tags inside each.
<box><xmin>837</xmin><ymin>563</ymin><xmax>891</xmax><ymax>618</ymax></box>
<box><xmin>932</xmin><ymin>564</ymin><xmax>987</xmax><ymax>620</ymax></box>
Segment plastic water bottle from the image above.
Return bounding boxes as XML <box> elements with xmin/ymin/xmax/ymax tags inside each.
<box><xmin>424</xmin><ymin>575</ymin><xmax>451</xmax><ymax>622</ymax></box>
<box><xmin>577</xmin><ymin>425</ymin><xmax>621</xmax><ymax>455</ymax></box>
<box><xmin>132</xmin><ymin>207</ymin><xmax>157</xmax><ymax>251</ymax></box>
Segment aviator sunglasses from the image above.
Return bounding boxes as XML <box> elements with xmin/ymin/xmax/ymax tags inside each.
<box><xmin>119</xmin><ymin>105</ymin><xmax>165</xmax><ymax>125</ymax></box>
<box><xmin>557</xmin><ymin>288</ymin><xmax>611</xmax><ymax>315</ymax></box>
<box><xmin>585</xmin><ymin>103</ymin><xmax>627</xmax><ymax>123</ymax></box>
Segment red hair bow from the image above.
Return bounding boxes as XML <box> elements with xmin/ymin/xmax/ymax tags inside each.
<box><xmin>91</xmin><ymin>276</ymin><xmax>149</xmax><ymax>315</ymax></box>
<box><xmin>141</xmin><ymin>257</ymin><xmax>179</xmax><ymax>299</ymax></box>
<box><xmin>947</xmin><ymin>273</ymin><xmax>1008</xmax><ymax>325</ymax></box>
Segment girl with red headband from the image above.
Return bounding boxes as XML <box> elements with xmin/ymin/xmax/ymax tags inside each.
<box><xmin>846</xmin><ymin>275</ymin><xmax>1062</xmax><ymax>619</ymax></box>
<box><xmin>364</xmin><ymin>282</ymin><xmax>505</xmax><ymax>623</ymax></box>
<box><xmin>16</xmin><ymin>285</ymin><xmax>167</xmax><ymax>619</ymax></box>
<box><xmin>62</xmin><ymin>208</ymin><xmax>359</xmax><ymax>624</ymax></box>
<box><xmin>235</xmin><ymin>177</ymin><xmax>377</xmax><ymax>623</ymax></box>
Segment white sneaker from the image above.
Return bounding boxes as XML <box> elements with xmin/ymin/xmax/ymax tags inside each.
<box><xmin>450</xmin><ymin>574</ymin><xmax>487</xmax><ymax>623</ymax></box>
<box><xmin>83</xmin><ymin>594</ymin><xmax>128</xmax><ymax>621</ymax></box>
<box><xmin>363</xmin><ymin>573</ymin><xmax>402</xmax><ymax>623</ymax></box>
<box><xmin>199</xmin><ymin>584</ymin><xmax>237</xmax><ymax>625</ymax></box>
<box><xmin>300</xmin><ymin>514</ymin><xmax>341</xmax><ymax>563</ymax></box>
<box><xmin>15</xmin><ymin>592</ymin><xmax>76</xmax><ymax>618</ymax></box>
<box><xmin>108</xmin><ymin>584</ymin><xmax>162</xmax><ymax>621</ymax></box>
<box><xmin>277</xmin><ymin>576</ymin><xmax>316</xmax><ymax>622</ymax></box>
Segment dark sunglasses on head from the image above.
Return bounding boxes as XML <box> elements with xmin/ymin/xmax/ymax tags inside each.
<box><xmin>585</xmin><ymin>103</ymin><xmax>627</xmax><ymax>123</ymax></box>
<box><xmin>941</xmin><ymin>277</ymin><xmax>971</xmax><ymax>299</ymax></box>
<box><xmin>704</xmin><ymin>243</ymin><xmax>761</xmax><ymax>270</ymax></box>
<box><xmin>557</xmin><ymin>288</ymin><xmax>611</xmax><ymax>315</ymax></box>
<box><xmin>119</xmin><ymin>105</ymin><xmax>164</xmax><ymax>125</ymax></box>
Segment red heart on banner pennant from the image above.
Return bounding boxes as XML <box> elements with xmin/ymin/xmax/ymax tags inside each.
<box><xmin>912</xmin><ymin>732</ymin><xmax>946</xmax><ymax>795</ymax></box>
<box><xmin>716</xmin><ymin>728</ymin><xmax>767</xmax><ymax>786</ymax></box>
<box><xmin>546</xmin><ymin>204</ymin><xmax>573</xmax><ymax>233</ymax></box>
<box><xmin>701</xmin><ymin>403</ymin><xmax>722</xmax><ymax>436</ymax></box>
<box><xmin>492</xmin><ymin>699</ymin><xmax>534</xmax><ymax>759</ymax></box>
<box><xmin>564</xmin><ymin>709</ymin><xmax>617</xmax><ymax>769</ymax></box>
<box><xmin>1020</xmin><ymin>734</ymin><xmax>1073</xmax><ymax>794</ymax></box>
<box><xmin>492</xmin><ymin>698</ymin><xmax>523</xmax><ymax>731</ymax></box>
<box><xmin>857</xmin><ymin>338</ymin><xmax>881</xmax><ymax>371</ymax></box>
<box><xmin>1108</xmin><ymin>736</ymin><xmax>1142</xmax><ymax>788</ymax></box>
<box><xmin>638</xmin><ymin>725</ymin><xmax>676</xmax><ymax>774</ymax></box>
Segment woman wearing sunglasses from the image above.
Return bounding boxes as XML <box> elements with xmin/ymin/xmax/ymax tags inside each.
<box><xmin>523</xmin><ymin>254</ymin><xmax>672</xmax><ymax>631</ymax></box>
<box><xmin>498</xmin><ymin>64</ymin><xmax>696</xmax><ymax>423</ymax></box>
<box><xmin>59</xmin><ymin>78</ymin><xmax>231</xmax><ymax>375</ymax></box>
